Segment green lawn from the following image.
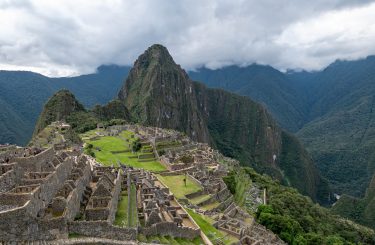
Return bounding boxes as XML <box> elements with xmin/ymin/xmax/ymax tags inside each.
<box><xmin>137</xmin><ymin>234</ymin><xmax>204</xmax><ymax>245</ymax></box>
<box><xmin>186</xmin><ymin>209</ymin><xmax>238</xmax><ymax>245</ymax></box>
<box><xmin>81</xmin><ymin>130</ymin><xmax>166</xmax><ymax>172</ymax></box>
<box><xmin>114</xmin><ymin>191</ymin><xmax>128</xmax><ymax>227</ymax></box>
<box><xmin>128</xmin><ymin>184</ymin><xmax>138</xmax><ymax>227</ymax></box>
<box><xmin>156</xmin><ymin>175</ymin><xmax>202</xmax><ymax>199</ymax></box>
<box><xmin>190</xmin><ymin>194</ymin><xmax>212</xmax><ymax>205</ymax></box>
<box><xmin>119</xmin><ymin>130</ymin><xmax>136</xmax><ymax>140</ymax></box>
<box><xmin>89</xmin><ymin>136</ymin><xmax>126</xmax><ymax>151</ymax></box>
<box><xmin>80</xmin><ymin>129</ymin><xmax>105</xmax><ymax>139</ymax></box>
<box><xmin>201</xmin><ymin>201</ymin><xmax>220</xmax><ymax>211</ymax></box>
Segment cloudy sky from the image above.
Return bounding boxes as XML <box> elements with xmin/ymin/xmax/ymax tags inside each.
<box><xmin>1</xmin><ymin>0</ymin><xmax>375</xmax><ymax>76</ymax></box>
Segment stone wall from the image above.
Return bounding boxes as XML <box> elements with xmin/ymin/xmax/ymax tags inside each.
<box><xmin>25</xmin><ymin>157</ymin><xmax>74</xmax><ymax>217</ymax></box>
<box><xmin>107</xmin><ymin>171</ymin><xmax>122</xmax><ymax>223</ymax></box>
<box><xmin>64</xmin><ymin>163</ymin><xmax>92</xmax><ymax>221</ymax></box>
<box><xmin>214</xmin><ymin>187</ymin><xmax>231</xmax><ymax>202</ymax></box>
<box><xmin>13</xmin><ymin>148</ymin><xmax>56</xmax><ymax>172</ymax></box>
<box><xmin>140</xmin><ymin>222</ymin><xmax>200</xmax><ymax>239</ymax></box>
<box><xmin>187</xmin><ymin>173</ymin><xmax>202</xmax><ymax>186</ymax></box>
<box><xmin>68</xmin><ymin>221</ymin><xmax>137</xmax><ymax>241</ymax></box>
<box><xmin>0</xmin><ymin>146</ymin><xmax>23</xmax><ymax>161</ymax></box>
<box><xmin>0</xmin><ymin>157</ymin><xmax>74</xmax><ymax>221</ymax></box>
<box><xmin>216</xmin><ymin>196</ymin><xmax>234</xmax><ymax>211</ymax></box>
<box><xmin>0</xmin><ymin>163</ymin><xmax>23</xmax><ymax>192</ymax></box>
<box><xmin>197</xmin><ymin>195</ymin><xmax>216</xmax><ymax>207</ymax></box>
<box><xmin>0</xmin><ymin>212</ymin><xmax>67</xmax><ymax>241</ymax></box>
<box><xmin>185</xmin><ymin>190</ymin><xmax>206</xmax><ymax>199</ymax></box>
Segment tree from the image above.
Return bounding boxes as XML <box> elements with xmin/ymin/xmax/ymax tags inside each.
<box><xmin>132</xmin><ymin>139</ymin><xmax>142</xmax><ymax>152</ymax></box>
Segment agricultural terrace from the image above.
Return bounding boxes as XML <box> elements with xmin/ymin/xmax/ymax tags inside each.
<box><xmin>80</xmin><ymin>129</ymin><xmax>166</xmax><ymax>172</ymax></box>
<box><xmin>186</xmin><ymin>209</ymin><xmax>239</xmax><ymax>245</ymax></box>
<box><xmin>156</xmin><ymin>174</ymin><xmax>202</xmax><ymax>199</ymax></box>
<box><xmin>156</xmin><ymin>174</ymin><xmax>220</xmax><ymax>211</ymax></box>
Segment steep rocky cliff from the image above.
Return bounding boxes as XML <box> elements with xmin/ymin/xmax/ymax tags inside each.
<box><xmin>118</xmin><ymin>44</ymin><xmax>210</xmax><ymax>143</ymax></box>
<box><xmin>118</xmin><ymin>44</ymin><xmax>330</xmax><ymax>204</ymax></box>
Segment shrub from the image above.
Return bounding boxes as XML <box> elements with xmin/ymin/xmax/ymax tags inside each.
<box><xmin>132</xmin><ymin>139</ymin><xmax>142</xmax><ymax>152</ymax></box>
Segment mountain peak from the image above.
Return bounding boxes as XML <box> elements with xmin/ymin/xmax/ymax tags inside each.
<box><xmin>147</xmin><ymin>43</ymin><xmax>169</xmax><ymax>54</ymax></box>
<box><xmin>133</xmin><ymin>44</ymin><xmax>176</xmax><ymax>71</ymax></box>
<box><xmin>33</xmin><ymin>89</ymin><xmax>85</xmax><ymax>136</ymax></box>
<box><xmin>118</xmin><ymin>45</ymin><xmax>210</xmax><ymax>142</ymax></box>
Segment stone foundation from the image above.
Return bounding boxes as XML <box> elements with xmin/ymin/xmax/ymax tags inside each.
<box><xmin>139</xmin><ymin>222</ymin><xmax>200</xmax><ymax>239</ymax></box>
<box><xmin>68</xmin><ymin>221</ymin><xmax>137</xmax><ymax>241</ymax></box>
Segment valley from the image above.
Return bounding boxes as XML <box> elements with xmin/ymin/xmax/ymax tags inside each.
<box><xmin>2</xmin><ymin>119</ymin><xmax>373</xmax><ymax>244</ymax></box>
<box><xmin>1</xmin><ymin>43</ymin><xmax>375</xmax><ymax>243</ymax></box>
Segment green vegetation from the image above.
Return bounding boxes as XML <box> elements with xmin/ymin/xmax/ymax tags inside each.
<box><xmin>84</xmin><ymin>143</ymin><xmax>95</xmax><ymax>157</ymax></box>
<box><xmin>114</xmin><ymin>191</ymin><xmax>129</xmax><ymax>227</ymax></box>
<box><xmin>200</xmin><ymin>201</ymin><xmax>220</xmax><ymax>211</ymax></box>
<box><xmin>189</xmin><ymin>194</ymin><xmax>211</xmax><ymax>205</ymax></box>
<box><xmin>224</xmin><ymin>167</ymin><xmax>375</xmax><ymax>244</ymax></box>
<box><xmin>119</xmin><ymin>44</ymin><xmax>329</xmax><ymax>204</ymax></box>
<box><xmin>332</xmin><ymin>174</ymin><xmax>375</xmax><ymax>230</ymax></box>
<box><xmin>81</xmin><ymin>130</ymin><xmax>166</xmax><ymax>172</ymax></box>
<box><xmin>132</xmin><ymin>138</ymin><xmax>142</xmax><ymax>152</ymax></box>
<box><xmin>32</xmin><ymin>89</ymin><xmax>131</xmax><ymax>146</ymax></box>
<box><xmin>29</xmin><ymin>122</ymin><xmax>82</xmax><ymax>148</ymax></box>
<box><xmin>33</xmin><ymin>89</ymin><xmax>86</xmax><ymax>136</ymax></box>
<box><xmin>128</xmin><ymin>184</ymin><xmax>138</xmax><ymax>227</ymax></box>
<box><xmin>178</xmin><ymin>154</ymin><xmax>194</xmax><ymax>164</ymax></box>
<box><xmin>92</xmin><ymin>99</ymin><xmax>130</xmax><ymax>121</ymax></box>
<box><xmin>186</xmin><ymin>208</ymin><xmax>238</xmax><ymax>245</ymax></box>
<box><xmin>137</xmin><ymin>234</ymin><xmax>204</xmax><ymax>244</ymax></box>
<box><xmin>156</xmin><ymin>140</ymin><xmax>182</xmax><ymax>150</ymax></box>
<box><xmin>223</xmin><ymin>169</ymin><xmax>251</xmax><ymax>206</ymax></box>
<box><xmin>0</xmin><ymin>65</ymin><xmax>130</xmax><ymax>145</ymax></box>
<box><xmin>156</xmin><ymin>174</ymin><xmax>202</xmax><ymax>199</ymax></box>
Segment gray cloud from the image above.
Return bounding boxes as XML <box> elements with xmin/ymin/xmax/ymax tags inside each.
<box><xmin>0</xmin><ymin>0</ymin><xmax>374</xmax><ymax>76</ymax></box>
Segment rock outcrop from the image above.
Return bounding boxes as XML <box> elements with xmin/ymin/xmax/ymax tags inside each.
<box><xmin>118</xmin><ymin>44</ymin><xmax>210</xmax><ymax>143</ymax></box>
<box><xmin>118</xmin><ymin>44</ymin><xmax>331</xmax><ymax>204</ymax></box>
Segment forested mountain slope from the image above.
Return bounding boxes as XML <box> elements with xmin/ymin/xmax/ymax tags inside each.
<box><xmin>0</xmin><ymin>65</ymin><xmax>130</xmax><ymax>145</ymax></box>
<box><xmin>189</xmin><ymin>65</ymin><xmax>308</xmax><ymax>132</ymax></box>
<box><xmin>191</xmin><ymin>56</ymin><xmax>375</xmax><ymax>199</ymax></box>
<box><xmin>118</xmin><ymin>44</ymin><xmax>330</xmax><ymax>204</ymax></box>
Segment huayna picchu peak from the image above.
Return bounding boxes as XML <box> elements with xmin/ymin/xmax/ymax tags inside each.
<box><xmin>3</xmin><ymin>2</ymin><xmax>375</xmax><ymax>243</ymax></box>
<box><xmin>118</xmin><ymin>44</ymin><xmax>211</xmax><ymax>144</ymax></box>
<box><xmin>118</xmin><ymin>44</ymin><xmax>330</xmax><ymax>204</ymax></box>
<box><xmin>2</xmin><ymin>43</ymin><xmax>375</xmax><ymax>244</ymax></box>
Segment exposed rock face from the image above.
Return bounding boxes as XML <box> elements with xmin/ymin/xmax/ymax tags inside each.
<box><xmin>118</xmin><ymin>44</ymin><xmax>210</xmax><ymax>143</ymax></box>
<box><xmin>33</xmin><ymin>89</ymin><xmax>85</xmax><ymax>136</ymax></box>
<box><xmin>119</xmin><ymin>44</ymin><xmax>330</xmax><ymax>204</ymax></box>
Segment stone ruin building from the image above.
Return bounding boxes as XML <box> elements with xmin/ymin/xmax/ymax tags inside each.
<box><xmin>0</xmin><ymin>144</ymin><xmax>201</xmax><ymax>243</ymax></box>
<box><xmin>0</xmin><ymin>124</ymin><xmax>285</xmax><ymax>244</ymax></box>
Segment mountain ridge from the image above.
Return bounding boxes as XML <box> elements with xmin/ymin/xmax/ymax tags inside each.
<box><xmin>0</xmin><ymin>65</ymin><xmax>131</xmax><ymax>145</ymax></box>
<box><xmin>118</xmin><ymin>44</ymin><xmax>330</xmax><ymax>204</ymax></box>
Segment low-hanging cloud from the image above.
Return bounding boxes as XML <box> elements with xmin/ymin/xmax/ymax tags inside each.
<box><xmin>0</xmin><ymin>0</ymin><xmax>375</xmax><ymax>76</ymax></box>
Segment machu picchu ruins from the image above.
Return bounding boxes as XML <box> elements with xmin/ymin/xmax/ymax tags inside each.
<box><xmin>0</xmin><ymin>122</ymin><xmax>285</xmax><ymax>244</ymax></box>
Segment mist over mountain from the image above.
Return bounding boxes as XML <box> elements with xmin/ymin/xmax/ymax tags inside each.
<box><xmin>0</xmin><ymin>65</ymin><xmax>130</xmax><ymax>145</ymax></box>
<box><xmin>1</xmin><ymin>47</ymin><xmax>375</xmax><ymax>203</ymax></box>
<box><xmin>118</xmin><ymin>44</ymin><xmax>330</xmax><ymax>204</ymax></box>
<box><xmin>191</xmin><ymin>56</ymin><xmax>375</xmax><ymax>201</ymax></box>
